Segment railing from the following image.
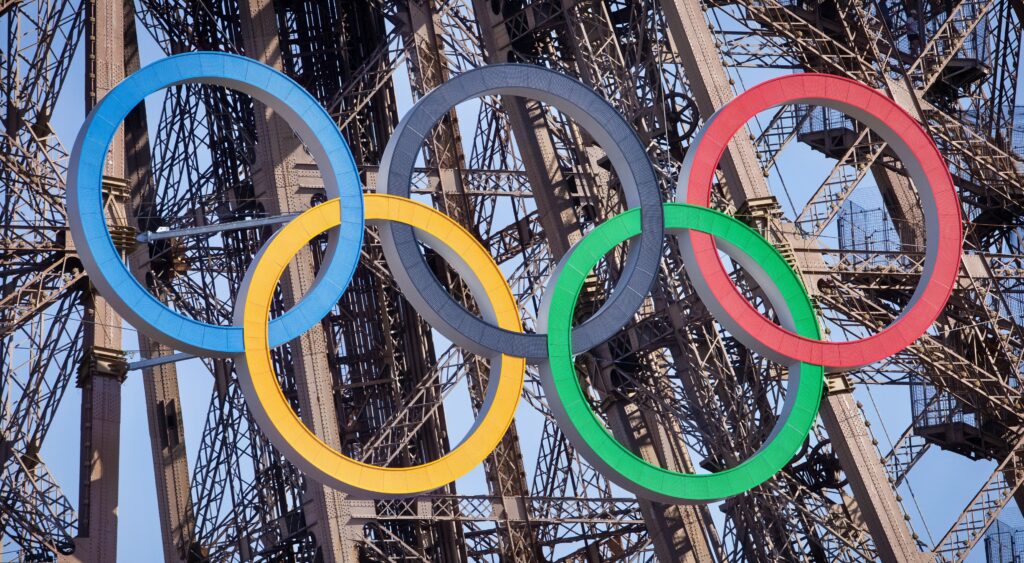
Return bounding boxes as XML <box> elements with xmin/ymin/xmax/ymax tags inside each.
<box><xmin>984</xmin><ymin>519</ymin><xmax>1024</xmax><ymax>563</ymax></box>
<box><xmin>799</xmin><ymin>105</ymin><xmax>858</xmax><ymax>137</ymax></box>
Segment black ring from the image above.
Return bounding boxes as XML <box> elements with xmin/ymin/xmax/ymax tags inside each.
<box><xmin>377</xmin><ymin>64</ymin><xmax>664</xmax><ymax>360</ymax></box>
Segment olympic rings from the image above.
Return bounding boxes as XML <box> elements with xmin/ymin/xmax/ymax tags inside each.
<box><xmin>377</xmin><ymin>64</ymin><xmax>664</xmax><ymax>361</ymax></box>
<box><xmin>68</xmin><ymin>52</ymin><xmax>962</xmax><ymax>504</ymax></box>
<box><xmin>67</xmin><ymin>52</ymin><xmax>364</xmax><ymax>356</ymax></box>
<box><xmin>677</xmin><ymin>74</ymin><xmax>963</xmax><ymax>370</ymax></box>
<box><xmin>540</xmin><ymin>204</ymin><xmax>823</xmax><ymax>503</ymax></box>
<box><xmin>236</xmin><ymin>195</ymin><xmax>526</xmax><ymax>497</ymax></box>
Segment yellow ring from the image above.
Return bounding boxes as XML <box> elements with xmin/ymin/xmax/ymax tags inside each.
<box><xmin>235</xmin><ymin>194</ymin><xmax>525</xmax><ymax>497</ymax></box>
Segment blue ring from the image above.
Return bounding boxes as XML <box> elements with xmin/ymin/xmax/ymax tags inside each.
<box><xmin>67</xmin><ymin>52</ymin><xmax>363</xmax><ymax>356</ymax></box>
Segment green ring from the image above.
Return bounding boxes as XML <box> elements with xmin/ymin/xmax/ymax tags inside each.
<box><xmin>540</xmin><ymin>203</ymin><xmax>824</xmax><ymax>504</ymax></box>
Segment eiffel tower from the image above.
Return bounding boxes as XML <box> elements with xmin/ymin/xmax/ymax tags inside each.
<box><xmin>1</xmin><ymin>0</ymin><xmax>1023</xmax><ymax>560</ymax></box>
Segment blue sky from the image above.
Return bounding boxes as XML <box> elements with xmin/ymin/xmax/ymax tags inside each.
<box><xmin>34</xmin><ymin>12</ymin><xmax>1020</xmax><ymax>562</ymax></box>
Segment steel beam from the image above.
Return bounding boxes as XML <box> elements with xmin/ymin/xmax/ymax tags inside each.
<box><xmin>399</xmin><ymin>1</ymin><xmax>542</xmax><ymax>559</ymax></box>
<box><xmin>117</xmin><ymin>2</ymin><xmax>200</xmax><ymax>560</ymax></box>
<box><xmin>659</xmin><ymin>0</ymin><xmax>925</xmax><ymax>560</ymax></box>
<box><xmin>236</xmin><ymin>1</ymin><xmax>362</xmax><ymax>560</ymax></box>
<box><xmin>469</xmin><ymin>1</ymin><xmax>720</xmax><ymax>561</ymax></box>
<box><xmin>64</xmin><ymin>0</ymin><xmax>130</xmax><ymax>558</ymax></box>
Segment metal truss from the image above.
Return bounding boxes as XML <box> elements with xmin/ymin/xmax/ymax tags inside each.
<box><xmin>2</xmin><ymin>0</ymin><xmax>1024</xmax><ymax>561</ymax></box>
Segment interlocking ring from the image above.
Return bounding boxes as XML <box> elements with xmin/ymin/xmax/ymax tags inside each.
<box><xmin>68</xmin><ymin>52</ymin><xmax>963</xmax><ymax>503</ymax></box>
<box><xmin>377</xmin><ymin>64</ymin><xmax>664</xmax><ymax>361</ymax></box>
<box><xmin>67</xmin><ymin>52</ymin><xmax>364</xmax><ymax>356</ymax></box>
<box><xmin>236</xmin><ymin>195</ymin><xmax>526</xmax><ymax>497</ymax></box>
<box><xmin>677</xmin><ymin>74</ymin><xmax>962</xmax><ymax>371</ymax></box>
<box><xmin>540</xmin><ymin>204</ymin><xmax>823</xmax><ymax>503</ymax></box>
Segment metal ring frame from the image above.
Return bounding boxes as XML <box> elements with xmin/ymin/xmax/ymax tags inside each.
<box><xmin>67</xmin><ymin>52</ymin><xmax>364</xmax><ymax>356</ymax></box>
<box><xmin>236</xmin><ymin>195</ymin><xmax>526</xmax><ymax>497</ymax></box>
<box><xmin>540</xmin><ymin>204</ymin><xmax>823</xmax><ymax>504</ymax></box>
<box><xmin>677</xmin><ymin>73</ymin><xmax>963</xmax><ymax>371</ymax></box>
<box><xmin>377</xmin><ymin>64</ymin><xmax>664</xmax><ymax>361</ymax></box>
<box><xmin>67</xmin><ymin>53</ymin><xmax>962</xmax><ymax>503</ymax></box>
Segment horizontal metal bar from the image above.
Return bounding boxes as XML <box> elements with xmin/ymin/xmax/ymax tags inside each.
<box><xmin>128</xmin><ymin>351</ymin><xmax>196</xmax><ymax>371</ymax></box>
<box><xmin>137</xmin><ymin>213</ymin><xmax>299</xmax><ymax>243</ymax></box>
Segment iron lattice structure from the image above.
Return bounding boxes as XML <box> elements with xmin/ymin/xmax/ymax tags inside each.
<box><xmin>2</xmin><ymin>0</ymin><xmax>1024</xmax><ymax>560</ymax></box>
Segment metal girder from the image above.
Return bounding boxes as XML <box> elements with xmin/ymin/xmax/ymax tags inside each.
<box><xmin>65</xmin><ymin>0</ymin><xmax>132</xmax><ymax>557</ymax></box>
<box><xmin>5</xmin><ymin>0</ymin><xmax>1024</xmax><ymax>561</ymax></box>
<box><xmin>661</xmin><ymin>0</ymin><xmax>928</xmax><ymax>560</ymax></box>
<box><xmin>0</xmin><ymin>1</ymin><xmax>85</xmax><ymax>551</ymax></box>
<box><xmin>236</xmin><ymin>0</ymin><xmax>364</xmax><ymax>559</ymax></box>
<box><xmin>933</xmin><ymin>432</ymin><xmax>1024</xmax><ymax>561</ymax></box>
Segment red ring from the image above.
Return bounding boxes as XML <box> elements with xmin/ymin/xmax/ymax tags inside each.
<box><xmin>678</xmin><ymin>73</ymin><xmax>962</xmax><ymax>370</ymax></box>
